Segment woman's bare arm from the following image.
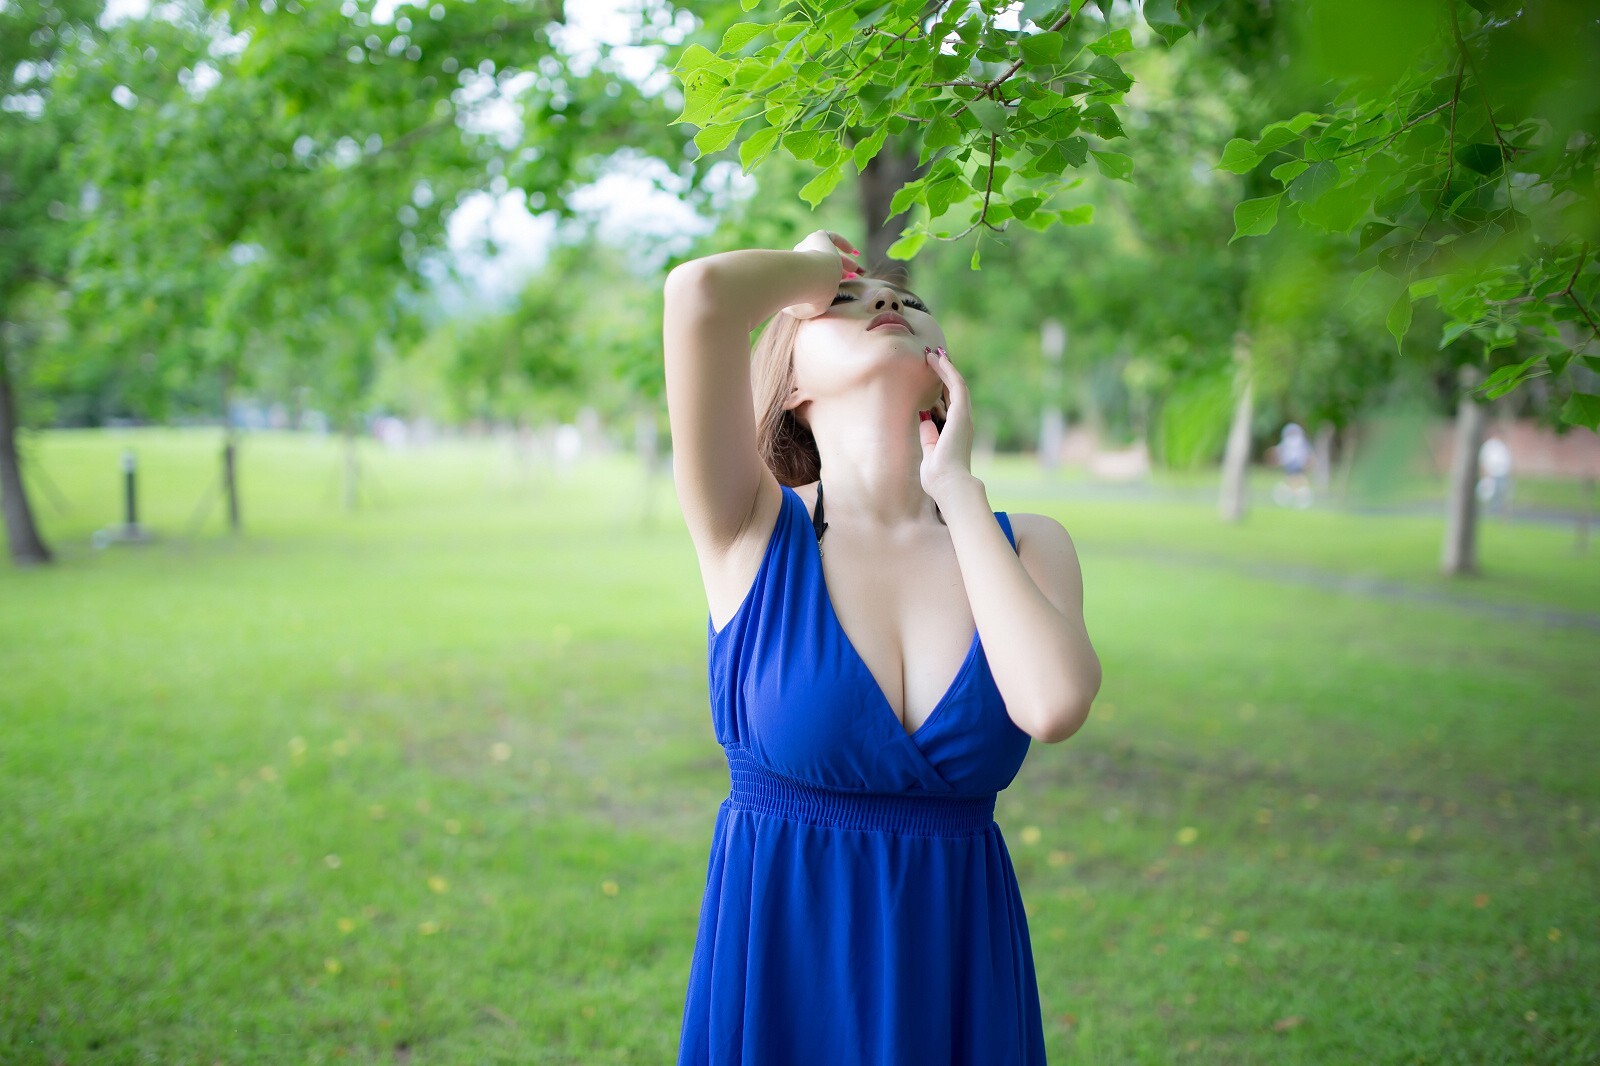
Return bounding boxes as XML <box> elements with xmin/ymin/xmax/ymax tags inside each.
<box><xmin>918</xmin><ymin>346</ymin><xmax>1100</xmax><ymax>742</ymax></box>
<box><xmin>661</xmin><ymin>235</ymin><xmax>857</xmax><ymax>552</ymax></box>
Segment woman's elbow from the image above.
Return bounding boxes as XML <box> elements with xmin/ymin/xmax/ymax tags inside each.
<box><xmin>1030</xmin><ymin>667</ymin><xmax>1101</xmax><ymax>744</ymax></box>
<box><xmin>664</xmin><ymin>259</ymin><xmax>715</xmax><ymax>305</ymax></box>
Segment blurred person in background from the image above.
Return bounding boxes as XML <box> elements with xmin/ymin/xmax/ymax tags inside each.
<box><xmin>1478</xmin><ymin>435</ymin><xmax>1514</xmax><ymax>516</ymax></box>
<box><xmin>1272</xmin><ymin>422</ymin><xmax>1314</xmax><ymax>509</ymax></box>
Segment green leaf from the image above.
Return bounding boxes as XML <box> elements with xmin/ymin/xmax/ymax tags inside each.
<box><xmin>694</xmin><ymin>122</ymin><xmax>741</xmax><ymax>157</ymax></box>
<box><xmin>886</xmin><ymin>229</ymin><xmax>928</xmax><ymax>260</ymax></box>
<box><xmin>887</xmin><ymin>179</ymin><xmax>927</xmax><ymax>220</ymax></box>
<box><xmin>971</xmin><ymin>243</ymin><xmax>982</xmax><ymax>270</ymax></box>
<box><xmin>799</xmin><ymin>161</ymin><xmax>846</xmax><ymax>207</ymax></box>
<box><xmin>1011</xmin><ymin>195</ymin><xmax>1044</xmax><ymax>220</ymax></box>
<box><xmin>1020</xmin><ymin>30</ymin><xmax>1065</xmax><ymax>65</ymax></box>
<box><xmin>1230</xmin><ymin>194</ymin><xmax>1281</xmax><ymax>242</ymax></box>
<box><xmin>1083</xmin><ymin>101</ymin><xmax>1124</xmax><ymax>139</ymax></box>
<box><xmin>926</xmin><ymin>113</ymin><xmax>964</xmax><ymax>150</ymax></box>
<box><xmin>1142</xmin><ymin>0</ymin><xmax>1189</xmax><ymax>44</ymax></box>
<box><xmin>1439</xmin><ymin>319</ymin><xmax>1476</xmax><ymax>348</ymax></box>
<box><xmin>1090</xmin><ymin>149</ymin><xmax>1133</xmax><ymax>181</ymax></box>
<box><xmin>1269</xmin><ymin>159</ymin><xmax>1309</xmax><ymax>183</ymax></box>
<box><xmin>719</xmin><ymin>23</ymin><xmax>766</xmax><ymax>53</ymax></box>
<box><xmin>1057</xmin><ymin>204</ymin><xmax>1094</xmax><ymax>225</ymax></box>
<box><xmin>926</xmin><ymin>176</ymin><xmax>966</xmax><ymax>219</ymax></box>
<box><xmin>1256</xmin><ymin>111</ymin><xmax>1320</xmax><ymax>150</ymax></box>
<box><xmin>1480</xmin><ymin>355</ymin><xmax>1546</xmax><ymax>399</ymax></box>
<box><xmin>673</xmin><ymin>44</ymin><xmax>720</xmax><ymax>75</ymax></box>
<box><xmin>1560</xmin><ymin>391</ymin><xmax>1600</xmax><ymax>430</ymax></box>
<box><xmin>739</xmin><ymin>125</ymin><xmax>782</xmax><ymax>171</ymax></box>
<box><xmin>1359</xmin><ymin>221</ymin><xmax>1396</xmax><ymax>251</ymax></box>
<box><xmin>969</xmin><ymin>99</ymin><xmax>1008</xmax><ymax>135</ymax></box>
<box><xmin>1060</xmin><ymin>135</ymin><xmax>1089</xmax><ymax>167</ymax></box>
<box><xmin>783</xmin><ymin>129</ymin><xmax>823</xmax><ymax>160</ymax></box>
<box><xmin>1287</xmin><ymin>159</ymin><xmax>1339</xmax><ymax>203</ymax></box>
<box><xmin>1217</xmin><ymin>138</ymin><xmax>1259</xmax><ymax>174</ymax></box>
<box><xmin>1087</xmin><ymin>54</ymin><xmax>1132</xmax><ymax>92</ymax></box>
<box><xmin>741</xmin><ymin>0</ymin><xmax>759</xmax><ymax>9</ymax></box>
<box><xmin>852</xmin><ymin>124</ymin><xmax>890</xmax><ymax>172</ymax></box>
<box><xmin>1089</xmin><ymin>28</ymin><xmax>1134</xmax><ymax>56</ymax></box>
<box><xmin>933</xmin><ymin>52</ymin><xmax>967</xmax><ymax>80</ymax></box>
<box><xmin>1386</xmin><ymin>291</ymin><xmax>1412</xmax><ymax>351</ymax></box>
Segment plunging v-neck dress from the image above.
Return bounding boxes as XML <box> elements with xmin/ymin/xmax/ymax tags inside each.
<box><xmin>676</xmin><ymin>484</ymin><xmax>1046</xmax><ymax>1065</ymax></box>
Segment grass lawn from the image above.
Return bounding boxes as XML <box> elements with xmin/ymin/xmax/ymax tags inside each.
<box><xmin>3</xmin><ymin>427</ymin><xmax>1596</xmax><ymax>1064</ymax></box>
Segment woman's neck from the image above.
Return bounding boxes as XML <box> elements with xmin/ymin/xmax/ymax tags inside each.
<box><xmin>807</xmin><ymin>404</ymin><xmax>939</xmax><ymax>528</ymax></box>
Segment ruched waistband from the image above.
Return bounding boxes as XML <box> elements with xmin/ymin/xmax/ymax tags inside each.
<box><xmin>724</xmin><ymin>746</ymin><xmax>997</xmax><ymax>837</ymax></box>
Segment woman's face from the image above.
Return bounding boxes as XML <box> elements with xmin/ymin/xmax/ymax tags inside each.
<box><xmin>787</xmin><ymin>276</ymin><xmax>947</xmax><ymax>412</ymax></box>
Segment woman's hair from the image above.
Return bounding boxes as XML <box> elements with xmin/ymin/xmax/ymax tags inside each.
<box><xmin>750</xmin><ymin>271</ymin><xmax>944</xmax><ymax>488</ymax></box>
<box><xmin>751</xmin><ymin>311</ymin><xmax>819</xmax><ymax>487</ymax></box>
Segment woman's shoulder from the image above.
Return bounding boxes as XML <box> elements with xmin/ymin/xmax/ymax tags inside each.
<box><xmin>1003</xmin><ymin>511</ymin><xmax>1080</xmax><ymax>558</ymax></box>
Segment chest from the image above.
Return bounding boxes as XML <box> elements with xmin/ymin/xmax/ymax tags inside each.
<box><xmin>816</xmin><ymin>525</ymin><xmax>977</xmax><ymax>735</ymax></box>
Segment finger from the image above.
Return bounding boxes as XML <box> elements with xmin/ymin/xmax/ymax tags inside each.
<box><xmin>827</xmin><ymin>232</ymin><xmax>863</xmax><ymax>257</ymax></box>
<box><xmin>930</xmin><ymin>347</ymin><xmax>970</xmax><ymax>407</ymax></box>
<box><xmin>918</xmin><ymin>411</ymin><xmax>940</xmax><ymax>453</ymax></box>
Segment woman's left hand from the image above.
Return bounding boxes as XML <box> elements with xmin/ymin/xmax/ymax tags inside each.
<box><xmin>918</xmin><ymin>346</ymin><xmax>979</xmax><ymax>504</ymax></box>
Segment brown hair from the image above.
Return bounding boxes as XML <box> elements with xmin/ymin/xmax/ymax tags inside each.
<box><xmin>750</xmin><ymin>279</ymin><xmax>946</xmax><ymax>488</ymax></box>
<box><xmin>751</xmin><ymin>311</ymin><xmax>820</xmax><ymax>487</ymax></box>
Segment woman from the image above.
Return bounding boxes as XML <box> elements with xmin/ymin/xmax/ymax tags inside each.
<box><xmin>663</xmin><ymin>229</ymin><xmax>1100</xmax><ymax>1064</ymax></box>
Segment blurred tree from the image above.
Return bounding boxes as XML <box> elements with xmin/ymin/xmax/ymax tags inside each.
<box><xmin>2</xmin><ymin>0</ymin><xmax>688</xmax><ymax>564</ymax></box>
<box><xmin>1213</xmin><ymin>0</ymin><xmax>1598</xmax><ymax>427</ymax></box>
<box><xmin>677</xmin><ymin>0</ymin><xmax>1597</xmax><ymax>426</ymax></box>
<box><xmin>0</xmin><ymin>0</ymin><xmax>105</xmax><ymax>565</ymax></box>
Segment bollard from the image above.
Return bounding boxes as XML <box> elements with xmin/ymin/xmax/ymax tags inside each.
<box><xmin>92</xmin><ymin>448</ymin><xmax>150</xmax><ymax>547</ymax></box>
<box><xmin>121</xmin><ymin>448</ymin><xmax>139</xmax><ymax>534</ymax></box>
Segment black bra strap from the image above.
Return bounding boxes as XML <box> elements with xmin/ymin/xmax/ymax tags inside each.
<box><xmin>812</xmin><ymin>481</ymin><xmax>828</xmax><ymax>543</ymax></box>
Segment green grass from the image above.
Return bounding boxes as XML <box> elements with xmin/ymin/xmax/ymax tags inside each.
<box><xmin>3</xmin><ymin>428</ymin><xmax>1596</xmax><ymax>1064</ymax></box>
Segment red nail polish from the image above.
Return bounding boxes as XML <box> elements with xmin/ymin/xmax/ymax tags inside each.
<box><xmin>919</xmin><ymin>411</ymin><xmax>931</xmax><ymax>422</ymax></box>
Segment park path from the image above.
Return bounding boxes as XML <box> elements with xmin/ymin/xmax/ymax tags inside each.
<box><xmin>1084</xmin><ymin>541</ymin><xmax>1600</xmax><ymax>632</ymax></box>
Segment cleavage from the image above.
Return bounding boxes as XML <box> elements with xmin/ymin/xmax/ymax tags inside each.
<box><xmin>812</xmin><ymin>514</ymin><xmax>975</xmax><ymax>733</ymax></box>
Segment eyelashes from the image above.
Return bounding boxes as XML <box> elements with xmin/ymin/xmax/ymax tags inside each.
<box><xmin>831</xmin><ymin>291</ymin><xmax>931</xmax><ymax>313</ymax></box>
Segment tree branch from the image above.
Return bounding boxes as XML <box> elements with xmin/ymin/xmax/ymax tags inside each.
<box><xmin>1449</xmin><ymin>4</ymin><xmax>1517</xmax><ymax>223</ymax></box>
<box><xmin>1562</xmin><ymin>242</ymin><xmax>1600</xmax><ymax>341</ymax></box>
<box><xmin>950</xmin><ymin>7</ymin><xmax>1075</xmax><ymax>121</ymax></box>
<box><xmin>1429</xmin><ymin>54</ymin><xmax>1465</xmax><ymax>224</ymax></box>
<box><xmin>940</xmin><ymin>132</ymin><xmax>1004</xmax><ymax>241</ymax></box>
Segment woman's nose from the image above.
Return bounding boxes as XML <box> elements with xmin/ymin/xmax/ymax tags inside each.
<box><xmin>869</xmin><ymin>288</ymin><xmax>900</xmax><ymax>311</ymax></box>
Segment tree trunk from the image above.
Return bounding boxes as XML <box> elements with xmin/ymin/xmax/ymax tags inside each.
<box><xmin>858</xmin><ymin>141</ymin><xmax>922</xmax><ymax>281</ymax></box>
<box><xmin>0</xmin><ymin>345</ymin><xmax>53</xmax><ymax>566</ymax></box>
<box><xmin>218</xmin><ymin>432</ymin><xmax>239</xmax><ymax>531</ymax></box>
<box><xmin>1336</xmin><ymin>423</ymin><xmax>1356</xmax><ymax>503</ymax></box>
<box><xmin>1218</xmin><ymin>332</ymin><xmax>1253</xmax><ymax>524</ymax></box>
<box><xmin>1312</xmin><ymin>423</ymin><xmax>1334</xmax><ymax>494</ymax></box>
<box><xmin>220</xmin><ymin>364</ymin><xmax>242</xmax><ymax>533</ymax></box>
<box><xmin>1440</xmin><ymin>364</ymin><xmax>1484</xmax><ymax>576</ymax></box>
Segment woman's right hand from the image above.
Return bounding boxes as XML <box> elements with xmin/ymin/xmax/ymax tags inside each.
<box><xmin>781</xmin><ymin>230</ymin><xmax>862</xmax><ymax>319</ymax></box>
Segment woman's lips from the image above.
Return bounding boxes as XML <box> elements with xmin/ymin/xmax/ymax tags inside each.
<box><xmin>868</xmin><ymin>311</ymin><xmax>911</xmax><ymax>332</ymax></box>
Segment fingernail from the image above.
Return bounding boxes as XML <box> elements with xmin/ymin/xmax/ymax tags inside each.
<box><xmin>938</xmin><ymin>346</ymin><xmax>949</xmax><ymax>359</ymax></box>
<box><xmin>919</xmin><ymin>411</ymin><xmax>931</xmax><ymax>422</ymax></box>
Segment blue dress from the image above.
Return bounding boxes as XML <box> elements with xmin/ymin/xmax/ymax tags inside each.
<box><xmin>677</xmin><ymin>485</ymin><xmax>1046</xmax><ymax>1065</ymax></box>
